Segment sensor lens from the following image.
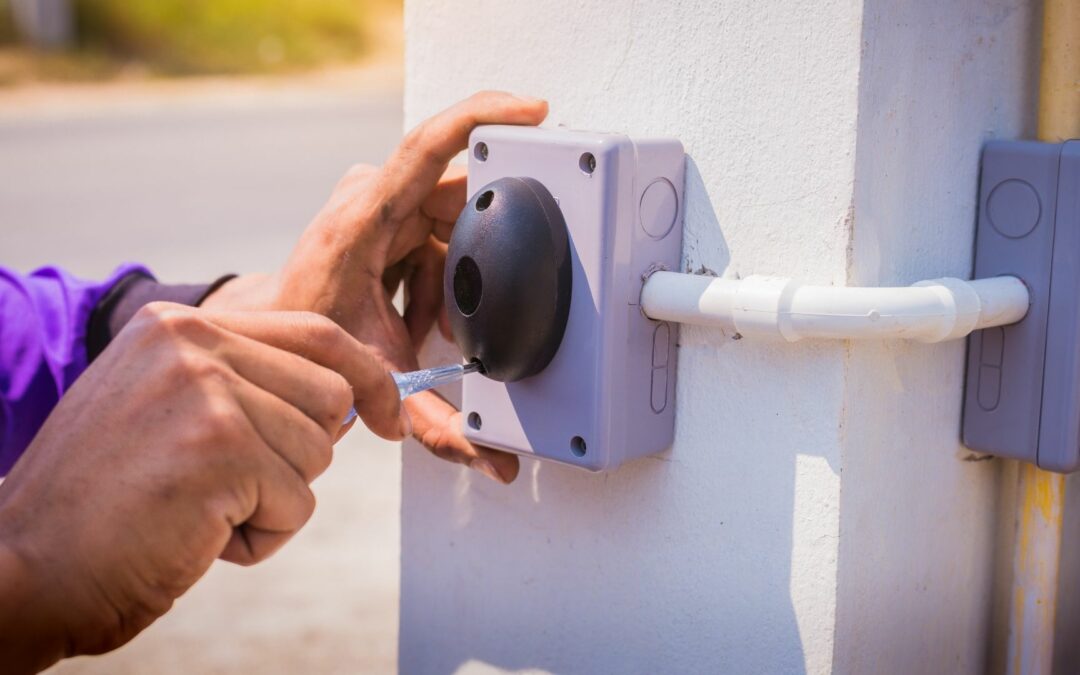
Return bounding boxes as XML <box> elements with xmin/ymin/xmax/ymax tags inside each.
<box><xmin>453</xmin><ymin>256</ymin><xmax>483</xmax><ymax>316</ymax></box>
<box><xmin>475</xmin><ymin>190</ymin><xmax>494</xmax><ymax>211</ymax></box>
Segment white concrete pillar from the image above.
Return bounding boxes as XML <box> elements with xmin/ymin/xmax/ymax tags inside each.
<box><xmin>399</xmin><ymin>1</ymin><xmax>1041</xmax><ymax>672</ymax></box>
<box><xmin>836</xmin><ymin>2</ymin><xmax>1038</xmax><ymax>672</ymax></box>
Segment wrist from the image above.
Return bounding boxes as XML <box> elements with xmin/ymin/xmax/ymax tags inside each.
<box><xmin>198</xmin><ymin>273</ymin><xmax>276</xmax><ymax>311</ymax></box>
<box><xmin>0</xmin><ymin>540</ymin><xmax>69</xmax><ymax>673</ymax></box>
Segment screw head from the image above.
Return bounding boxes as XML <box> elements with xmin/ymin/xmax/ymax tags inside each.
<box><xmin>475</xmin><ymin>142</ymin><xmax>489</xmax><ymax>162</ymax></box>
<box><xmin>580</xmin><ymin>152</ymin><xmax>596</xmax><ymax>175</ymax></box>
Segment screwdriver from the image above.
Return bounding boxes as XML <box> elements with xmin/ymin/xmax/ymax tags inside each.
<box><xmin>342</xmin><ymin>361</ymin><xmax>483</xmax><ymax>426</ymax></box>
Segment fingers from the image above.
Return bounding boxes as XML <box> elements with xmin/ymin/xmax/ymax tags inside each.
<box><xmin>382</xmin><ymin>261</ymin><xmax>406</xmax><ymax>297</ymax></box>
<box><xmin>219</xmin><ymin>449</ymin><xmax>317</xmax><ymax>566</ymax></box>
<box><xmin>281</xmin><ymin>93</ymin><xmax>545</xmax><ymax>303</ymax></box>
<box><xmin>336</xmin><ymin>163</ymin><xmax>379</xmax><ymax>191</ymax></box>
<box><xmin>403</xmin><ymin>238</ymin><xmax>448</xmax><ymax>349</ymax></box>
<box><xmin>231</xmin><ymin>378</ymin><xmax>334</xmax><ymax>483</ymax></box>
<box><xmin>200</xmin><ymin>311</ymin><xmax>409</xmax><ymax>442</ymax></box>
<box><xmin>423</xmin><ymin>167</ymin><xmax>467</xmax><ymax>241</ymax></box>
<box><xmin>406</xmin><ymin>390</ymin><xmax>520</xmax><ymax>484</ymax></box>
<box><xmin>185</xmin><ymin>393</ymin><xmax>318</xmax><ymax>566</ymax></box>
<box><xmin>213</xmin><ymin>329</ymin><xmax>354</xmax><ymax>437</ymax></box>
<box><xmin>376</xmin><ymin>92</ymin><xmax>548</xmax><ymax>224</ymax></box>
<box><xmin>438</xmin><ymin>309</ymin><xmax>454</xmax><ymax>343</ymax></box>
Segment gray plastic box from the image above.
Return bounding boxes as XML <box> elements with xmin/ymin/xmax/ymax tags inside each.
<box><xmin>962</xmin><ymin>140</ymin><xmax>1080</xmax><ymax>472</ymax></box>
<box><xmin>460</xmin><ymin>126</ymin><xmax>685</xmax><ymax>471</ymax></box>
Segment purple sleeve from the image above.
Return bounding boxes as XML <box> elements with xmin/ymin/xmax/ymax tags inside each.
<box><xmin>0</xmin><ymin>264</ymin><xmax>149</xmax><ymax>474</ymax></box>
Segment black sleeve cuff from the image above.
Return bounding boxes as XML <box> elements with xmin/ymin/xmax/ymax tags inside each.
<box><xmin>86</xmin><ymin>272</ymin><xmax>238</xmax><ymax>362</ymax></box>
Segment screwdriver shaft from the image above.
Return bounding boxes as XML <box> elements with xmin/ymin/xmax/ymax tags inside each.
<box><xmin>342</xmin><ymin>361</ymin><xmax>481</xmax><ymax>426</ymax></box>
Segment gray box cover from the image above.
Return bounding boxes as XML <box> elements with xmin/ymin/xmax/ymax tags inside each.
<box><xmin>963</xmin><ymin>140</ymin><xmax>1080</xmax><ymax>472</ymax></box>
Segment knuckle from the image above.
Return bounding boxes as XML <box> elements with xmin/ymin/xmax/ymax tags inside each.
<box><xmin>230</xmin><ymin>553</ymin><xmax>260</xmax><ymax>568</ymax></box>
<box><xmin>346</xmin><ymin>163</ymin><xmax>376</xmax><ymax>179</ymax></box>
<box><xmin>136</xmin><ymin>302</ymin><xmax>203</xmax><ymax>339</ymax></box>
<box><xmin>296</xmin><ymin>424</ymin><xmax>334</xmax><ymax>481</ymax></box>
<box><xmin>227</xmin><ymin>527</ymin><xmax>268</xmax><ymax>567</ymax></box>
<box><xmin>206</xmin><ymin>402</ymin><xmax>243</xmax><ymax>436</ymax></box>
<box><xmin>313</xmin><ymin>441</ymin><xmax>334</xmax><ymax>478</ymax></box>
<box><xmin>401</xmin><ymin>124</ymin><xmax>424</xmax><ymax>148</ymax></box>
<box><xmin>321</xmin><ymin>371</ymin><xmax>354</xmax><ymax>426</ymax></box>
<box><xmin>302</xmin><ymin>312</ymin><xmax>347</xmax><ymax>355</ymax></box>
<box><xmin>297</xmin><ymin>487</ymin><xmax>317</xmax><ymax>523</ymax></box>
<box><xmin>133</xmin><ymin>300</ymin><xmax>176</xmax><ymax>322</ymax></box>
<box><xmin>273</xmin><ymin>485</ymin><xmax>317</xmax><ymax>533</ymax></box>
<box><xmin>401</xmin><ymin>126</ymin><xmax>440</xmax><ymax>163</ymax></box>
<box><xmin>167</xmin><ymin>350</ymin><xmax>226</xmax><ymax>385</ymax></box>
<box><xmin>189</xmin><ymin>398</ymin><xmax>246</xmax><ymax>446</ymax></box>
<box><xmin>429</xmin><ymin>444</ymin><xmax>458</xmax><ymax>463</ymax></box>
<box><xmin>335</xmin><ymin>163</ymin><xmax>377</xmax><ymax>191</ymax></box>
<box><xmin>421</xmin><ymin>426</ymin><xmax>462</xmax><ymax>464</ymax></box>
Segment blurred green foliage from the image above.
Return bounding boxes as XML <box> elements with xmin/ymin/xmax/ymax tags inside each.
<box><xmin>0</xmin><ymin>0</ymin><xmax>392</xmax><ymax>78</ymax></box>
<box><xmin>74</xmin><ymin>0</ymin><xmax>372</xmax><ymax>75</ymax></box>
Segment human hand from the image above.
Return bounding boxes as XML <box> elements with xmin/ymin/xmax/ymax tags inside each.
<box><xmin>204</xmin><ymin>91</ymin><xmax>549</xmax><ymax>484</ymax></box>
<box><xmin>0</xmin><ymin>304</ymin><xmax>404</xmax><ymax>672</ymax></box>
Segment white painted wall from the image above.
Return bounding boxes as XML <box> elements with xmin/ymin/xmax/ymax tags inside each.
<box><xmin>836</xmin><ymin>2</ymin><xmax>1039</xmax><ymax>673</ymax></box>
<box><xmin>399</xmin><ymin>1</ymin><xmax>1043</xmax><ymax>672</ymax></box>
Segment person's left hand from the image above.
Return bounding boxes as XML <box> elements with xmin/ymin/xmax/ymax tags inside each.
<box><xmin>203</xmin><ymin>91</ymin><xmax>549</xmax><ymax>484</ymax></box>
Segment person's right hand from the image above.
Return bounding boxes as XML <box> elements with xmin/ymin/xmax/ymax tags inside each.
<box><xmin>0</xmin><ymin>303</ymin><xmax>405</xmax><ymax>674</ymax></box>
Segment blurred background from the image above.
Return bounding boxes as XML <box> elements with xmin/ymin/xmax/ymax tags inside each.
<box><xmin>0</xmin><ymin>1</ymin><xmax>405</xmax><ymax>673</ymax></box>
<box><xmin>0</xmin><ymin>0</ymin><xmax>399</xmax><ymax>83</ymax></box>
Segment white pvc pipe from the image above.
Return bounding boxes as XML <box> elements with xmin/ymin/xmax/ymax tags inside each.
<box><xmin>640</xmin><ymin>271</ymin><xmax>1029</xmax><ymax>343</ymax></box>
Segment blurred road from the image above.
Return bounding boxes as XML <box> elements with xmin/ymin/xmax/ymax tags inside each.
<box><xmin>0</xmin><ymin>69</ymin><xmax>405</xmax><ymax>674</ymax></box>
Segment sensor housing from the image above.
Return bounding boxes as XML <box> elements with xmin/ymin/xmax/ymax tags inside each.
<box><xmin>451</xmin><ymin>126</ymin><xmax>685</xmax><ymax>471</ymax></box>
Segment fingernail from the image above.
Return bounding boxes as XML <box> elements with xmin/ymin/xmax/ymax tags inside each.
<box><xmin>470</xmin><ymin>458</ymin><xmax>504</xmax><ymax>483</ymax></box>
<box><xmin>398</xmin><ymin>408</ymin><xmax>413</xmax><ymax>438</ymax></box>
<box><xmin>514</xmin><ymin>94</ymin><xmax>545</xmax><ymax>104</ymax></box>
